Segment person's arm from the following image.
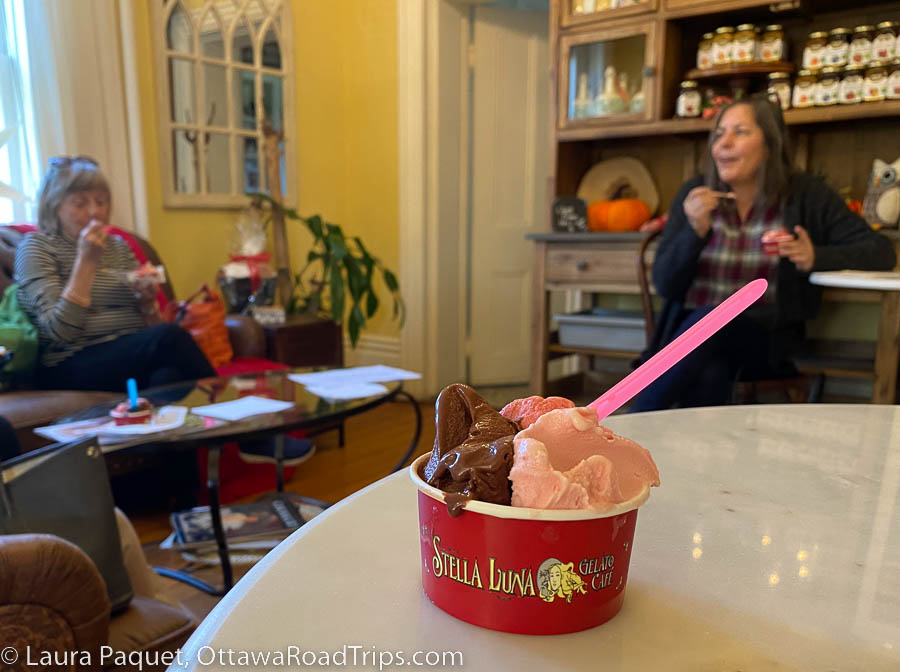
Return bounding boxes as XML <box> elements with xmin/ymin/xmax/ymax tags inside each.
<box><xmin>14</xmin><ymin>235</ymin><xmax>93</xmax><ymax>344</ymax></box>
<box><xmin>60</xmin><ymin>220</ymin><xmax>108</xmax><ymax>307</ymax></box>
<box><xmin>651</xmin><ymin>177</ymin><xmax>710</xmax><ymax>301</ymax></box>
<box><xmin>802</xmin><ymin>176</ymin><xmax>897</xmax><ymax>271</ymax></box>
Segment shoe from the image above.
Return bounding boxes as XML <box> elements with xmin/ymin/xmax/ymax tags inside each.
<box><xmin>238</xmin><ymin>436</ymin><xmax>316</xmax><ymax>467</ymax></box>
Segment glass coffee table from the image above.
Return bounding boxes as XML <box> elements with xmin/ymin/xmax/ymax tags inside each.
<box><xmin>54</xmin><ymin>368</ymin><xmax>422</xmax><ymax>595</ymax></box>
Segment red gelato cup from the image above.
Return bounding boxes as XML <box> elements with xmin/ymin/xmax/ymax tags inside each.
<box><xmin>410</xmin><ymin>453</ymin><xmax>650</xmax><ymax>635</ymax></box>
<box><xmin>761</xmin><ymin>229</ymin><xmax>794</xmax><ymax>256</ymax></box>
<box><xmin>109</xmin><ymin>399</ymin><xmax>152</xmax><ymax>426</ymax></box>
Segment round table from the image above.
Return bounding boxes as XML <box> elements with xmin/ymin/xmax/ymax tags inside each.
<box><xmin>54</xmin><ymin>369</ymin><xmax>421</xmax><ymax>595</ymax></box>
<box><xmin>175</xmin><ymin>405</ymin><xmax>900</xmax><ymax>671</ymax></box>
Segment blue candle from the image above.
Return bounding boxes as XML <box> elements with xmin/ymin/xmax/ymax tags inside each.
<box><xmin>127</xmin><ymin>378</ymin><xmax>139</xmax><ymax>411</ymax></box>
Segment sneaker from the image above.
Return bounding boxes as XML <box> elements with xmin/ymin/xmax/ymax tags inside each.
<box><xmin>238</xmin><ymin>437</ymin><xmax>316</xmax><ymax>467</ymax></box>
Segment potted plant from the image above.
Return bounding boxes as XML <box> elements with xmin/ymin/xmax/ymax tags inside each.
<box><xmin>249</xmin><ymin>194</ymin><xmax>404</xmax><ymax>347</ymax></box>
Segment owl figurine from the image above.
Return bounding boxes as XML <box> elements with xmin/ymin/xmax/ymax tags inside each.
<box><xmin>862</xmin><ymin>157</ymin><xmax>900</xmax><ymax>229</ymax></box>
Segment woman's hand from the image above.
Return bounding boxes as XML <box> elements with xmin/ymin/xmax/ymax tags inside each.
<box><xmin>683</xmin><ymin>187</ymin><xmax>735</xmax><ymax>237</ymax></box>
<box><xmin>779</xmin><ymin>226</ymin><xmax>816</xmax><ymax>273</ymax></box>
<box><xmin>76</xmin><ymin>219</ymin><xmax>108</xmax><ymax>266</ymax></box>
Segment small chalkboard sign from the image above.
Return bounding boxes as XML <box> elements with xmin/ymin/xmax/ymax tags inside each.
<box><xmin>551</xmin><ymin>196</ymin><xmax>588</xmax><ymax>233</ymax></box>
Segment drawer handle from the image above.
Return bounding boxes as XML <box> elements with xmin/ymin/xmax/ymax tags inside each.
<box><xmin>576</xmin><ymin>261</ymin><xmax>588</xmax><ymax>272</ymax></box>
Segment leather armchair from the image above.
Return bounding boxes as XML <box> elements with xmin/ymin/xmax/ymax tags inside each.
<box><xmin>0</xmin><ymin>534</ymin><xmax>194</xmax><ymax>672</ymax></box>
<box><xmin>0</xmin><ymin>226</ymin><xmax>267</xmax><ymax>454</ymax></box>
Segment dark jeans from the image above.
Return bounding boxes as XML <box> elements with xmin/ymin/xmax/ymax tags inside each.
<box><xmin>37</xmin><ymin>324</ymin><xmax>216</xmax><ymax>393</ymax></box>
<box><xmin>630</xmin><ymin>307</ymin><xmax>776</xmax><ymax>412</ymax></box>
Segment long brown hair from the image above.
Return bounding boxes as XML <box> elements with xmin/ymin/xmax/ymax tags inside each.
<box><xmin>703</xmin><ymin>97</ymin><xmax>794</xmax><ymax>214</ymax></box>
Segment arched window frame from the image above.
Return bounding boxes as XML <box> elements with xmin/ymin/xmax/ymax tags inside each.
<box><xmin>151</xmin><ymin>0</ymin><xmax>295</xmax><ymax>208</ymax></box>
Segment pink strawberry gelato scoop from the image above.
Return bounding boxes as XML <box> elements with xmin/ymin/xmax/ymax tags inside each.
<box><xmin>509</xmin><ymin>407</ymin><xmax>659</xmax><ymax>510</ymax></box>
<box><xmin>500</xmin><ymin>396</ymin><xmax>575</xmax><ymax>429</ymax></box>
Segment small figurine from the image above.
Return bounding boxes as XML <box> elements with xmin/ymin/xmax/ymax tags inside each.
<box><xmin>574</xmin><ymin>72</ymin><xmax>592</xmax><ymax>119</ymax></box>
<box><xmin>862</xmin><ymin>156</ymin><xmax>900</xmax><ymax>229</ymax></box>
<box><xmin>596</xmin><ymin>65</ymin><xmax>627</xmax><ymax>115</ymax></box>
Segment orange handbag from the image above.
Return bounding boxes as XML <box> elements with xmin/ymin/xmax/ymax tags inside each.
<box><xmin>164</xmin><ymin>284</ymin><xmax>233</xmax><ymax>368</ymax></box>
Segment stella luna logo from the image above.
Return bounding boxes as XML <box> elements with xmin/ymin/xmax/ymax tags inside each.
<box><xmin>429</xmin><ymin>535</ymin><xmax>618</xmax><ymax>602</ymax></box>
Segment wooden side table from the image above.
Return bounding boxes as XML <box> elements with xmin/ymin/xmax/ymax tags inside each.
<box><xmin>261</xmin><ymin>314</ymin><xmax>344</xmax><ymax>369</ymax></box>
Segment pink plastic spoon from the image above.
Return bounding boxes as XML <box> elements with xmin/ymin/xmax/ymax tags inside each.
<box><xmin>588</xmin><ymin>278</ymin><xmax>768</xmax><ymax>422</ymax></box>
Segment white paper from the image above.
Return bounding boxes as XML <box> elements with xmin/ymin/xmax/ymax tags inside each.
<box><xmin>34</xmin><ymin>406</ymin><xmax>187</xmax><ymax>444</ymax></box>
<box><xmin>191</xmin><ymin>395</ymin><xmax>294</xmax><ymax>421</ymax></box>
<box><xmin>288</xmin><ymin>365</ymin><xmax>421</xmax><ymax>387</ymax></box>
<box><xmin>303</xmin><ymin>382</ymin><xmax>389</xmax><ymax>401</ymax></box>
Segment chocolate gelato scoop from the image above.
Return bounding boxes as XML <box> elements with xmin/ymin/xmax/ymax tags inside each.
<box><xmin>424</xmin><ymin>384</ymin><xmax>519</xmax><ymax>514</ymax></box>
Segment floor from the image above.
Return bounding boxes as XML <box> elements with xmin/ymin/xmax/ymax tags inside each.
<box><xmin>132</xmin><ymin>398</ymin><xmax>436</xmax><ymax>623</ymax></box>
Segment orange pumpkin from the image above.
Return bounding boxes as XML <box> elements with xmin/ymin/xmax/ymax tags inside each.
<box><xmin>588</xmin><ymin>198</ymin><xmax>650</xmax><ymax>232</ymax></box>
<box><xmin>587</xmin><ymin>201</ymin><xmax>612</xmax><ymax>231</ymax></box>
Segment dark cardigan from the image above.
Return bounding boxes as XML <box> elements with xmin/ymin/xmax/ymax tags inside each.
<box><xmin>644</xmin><ymin>172</ymin><xmax>897</xmax><ymax>362</ymax></box>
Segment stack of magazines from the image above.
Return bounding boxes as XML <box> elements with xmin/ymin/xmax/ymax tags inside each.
<box><xmin>169</xmin><ymin>492</ymin><xmax>330</xmax><ymax>551</ymax></box>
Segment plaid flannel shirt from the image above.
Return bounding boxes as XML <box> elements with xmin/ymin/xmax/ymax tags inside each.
<box><xmin>685</xmin><ymin>203</ymin><xmax>781</xmax><ymax>308</ymax></box>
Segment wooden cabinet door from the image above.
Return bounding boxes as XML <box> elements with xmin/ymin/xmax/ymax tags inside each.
<box><xmin>558</xmin><ymin>19</ymin><xmax>660</xmax><ymax>130</ymax></box>
<box><xmin>560</xmin><ymin>0</ymin><xmax>658</xmax><ymax>30</ymax></box>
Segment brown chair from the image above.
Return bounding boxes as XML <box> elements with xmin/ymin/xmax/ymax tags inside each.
<box><xmin>0</xmin><ymin>527</ymin><xmax>194</xmax><ymax>672</ymax></box>
<box><xmin>636</xmin><ymin>228</ymin><xmax>823</xmax><ymax>404</ymax></box>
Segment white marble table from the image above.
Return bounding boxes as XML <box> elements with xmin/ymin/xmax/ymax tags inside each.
<box><xmin>174</xmin><ymin>405</ymin><xmax>900</xmax><ymax>671</ymax></box>
<box><xmin>809</xmin><ymin>271</ymin><xmax>900</xmax><ymax>403</ymax></box>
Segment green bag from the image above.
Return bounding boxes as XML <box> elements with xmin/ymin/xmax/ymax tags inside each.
<box><xmin>0</xmin><ymin>284</ymin><xmax>39</xmax><ymax>388</ymax></box>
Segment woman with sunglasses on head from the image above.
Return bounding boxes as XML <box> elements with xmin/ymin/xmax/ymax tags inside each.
<box><xmin>14</xmin><ymin>157</ymin><xmax>216</xmax><ymax>392</ymax></box>
<box><xmin>630</xmin><ymin>98</ymin><xmax>896</xmax><ymax>412</ymax></box>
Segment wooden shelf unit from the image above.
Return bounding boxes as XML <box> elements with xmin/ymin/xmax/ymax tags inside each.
<box><xmin>557</xmin><ymin>100</ymin><xmax>900</xmax><ymax>142</ymax></box>
<box><xmin>684</xmin><ymin>61</ymin><xmax>794</xmax><ymax>80</ymax></box>
<box><xmin>533</xmin><ymin>0</ymin><xmax>900</xmax><ymax>396</ymax></box>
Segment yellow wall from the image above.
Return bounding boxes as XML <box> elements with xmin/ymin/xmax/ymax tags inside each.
<box><xmin>133</xmin><ymin>0</ymin><xmax>399</xmax><ymax>336</ymax></box>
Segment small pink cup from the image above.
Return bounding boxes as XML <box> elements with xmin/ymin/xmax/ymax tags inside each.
<box><xmin>761</xmin><ymin>229</ymin><xmax>794</xmax><ymax>256</ymax></box>
<box><xmin>110</xmin><ymin>399</ymin><xmax>152</xmax><ymax>426</ymax></box>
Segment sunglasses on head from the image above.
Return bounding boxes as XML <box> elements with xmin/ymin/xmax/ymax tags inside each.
<box><xmin>48</xmin><ymin>155</ymin><xmax>99</xmax><ymax>169</ymax></box>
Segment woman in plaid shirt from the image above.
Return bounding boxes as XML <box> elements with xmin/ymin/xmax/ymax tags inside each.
<box><xmin>632</xmin><ymin>98</ymin><xmax>895</xmax><ymax>411</ymax></box>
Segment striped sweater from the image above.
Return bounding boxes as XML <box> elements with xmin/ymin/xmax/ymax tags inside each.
<box><xmin>15</xmin><ymin>232</ymin><xmax>146</xmax><ymax>367</ymax></box>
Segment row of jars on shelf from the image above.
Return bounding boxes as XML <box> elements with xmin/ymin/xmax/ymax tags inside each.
<box><xmin>697</xmin><ymin>24</ymin><xmax>786</xmax><ymax>68</ymax></box>
<box><xmin>802</xmin><ymin>23</ymin><xmax>898</xmax><ymax>70</ymax></box>
<box><xmin>676</xmin><ymin>60</ymin><xmax>900</xmax><ymax>118</ymax></box>
<box><xmin>789</xmin><ymin>60</ymin><xmax>900</xmax><ymax>108</ymax></box>
<box><xmin>697</xmin><ymin>22</ymin><xmax>899</xmax><ymax>70</ymax></box>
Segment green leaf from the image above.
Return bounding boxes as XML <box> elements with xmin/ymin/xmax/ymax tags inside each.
<box><xmin>348</xmin><ymin>305</ymin><xmax>365</xmax><ymax>347</ymax></box>
<box><xmin>306</xmin><ymin>215</ymin><xmax>324</xmax><ymax>239</ymax></box>
<box><xmin>307</xmin><ymin>250</ymin><xmax>322</xmax><ymax>263</ymax></box>
<box><xmin>326</xmin><ymin>232</ymin><xmax>348</xmax><ymax>260</ymax></box>
<box><xmin>354</xmin><ymin>236</ymin><xmax>374</xmax><ymax>261</ymax></box>
<box><xmin>344</xmin><ymin>257</ymin><xmax>364</xmax><ymax>300</ymax></box>
<box><xmin>383</xmin><ymin>268</ymin><xmax>399</xmax><ymax>292</ymax></box>
<box><xmin>329</xmin><ymin>262</ymin><xmax>344</xmax><ymax>323</ymax></box>
<box><xmin>365</xmin><ymin>290</ymin><xmax>379</xmax><ymax>318</ymax></box>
